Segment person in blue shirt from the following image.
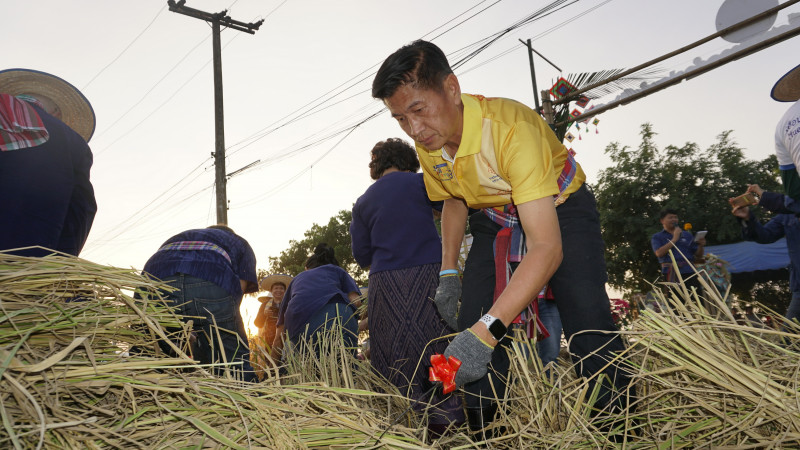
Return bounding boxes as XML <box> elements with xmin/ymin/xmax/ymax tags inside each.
<box><xmin>651</xmin><ymin>208</ymin><xmax>706</xmax><ymax>293</ymax></box>
<box><xmin>143</xmin><ymin>225</ymin><xmax>258</xmax><ymax>382</ymax></box>
<box><xmin>0</xmin><ymin>69</ymin><xmax>96</xmax><ymax>257</ymax></box>
<box><xmin>734</xmin><ymin>186</ymin><xmax>800</xmax><ymax>322</ymax></box>
<box><xmin>350</xmin><ymin>138</ymin><xmax>464</xmax><ymax>436</ymax></box>
<box><xmin>271</xmin><ymin>243</ymin><xmax>362</xmax><ymax>362</ymax></box>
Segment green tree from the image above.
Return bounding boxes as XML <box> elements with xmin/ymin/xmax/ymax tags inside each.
<box><xmin>266</xmin><ymin>209</ymin><xmax>369</xmax><ymax>286</ymax></box>
<box><xmin>594</xmin><ymin>124</ymin><xmax>786</xmax><ymax>310</ymax></box>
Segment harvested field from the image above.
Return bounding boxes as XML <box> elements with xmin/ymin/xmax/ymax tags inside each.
<box><xmin>1</xmin><ymin>252</ymin><xmax>799</xmax><ymax>448</ymax></box>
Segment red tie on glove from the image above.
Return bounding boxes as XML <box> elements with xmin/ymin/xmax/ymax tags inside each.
<box><xmin>429</xmin><ymin>354</ymin><xmax>462</xmax><ymax>394</ymax></box>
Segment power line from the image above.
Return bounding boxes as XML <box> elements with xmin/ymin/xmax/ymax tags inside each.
<box><xmin>224</xmin><ymin>0</ymin><xmax>501</xmax><ymax>157</ymax></box>
<box><xmin>94</xmin><ymin>0</ymin><xmax>290</xmax><ymax>149</ymax></box>
<box><xmin>93</xmin><ymin>0</ymin><xmax>608</xmax><ymax>250</ymax></box>
<box><xmin>82</xmin><ymin>4</ymin><xmax>168</xmax><ymax>90</ymax></box>
<box><xmin>83</xmin><ymin>157</ymin><xmax>212</xmax><ymax>250</ymax></box>
<box><xmin>229</xmin><ymin>0</ymin><xmax>589</xmax><ymax>170</ymax></box>
<box><xmin>232</xmin><ymin>111</ymin><xmax>379</xmax><ymax>209</ymax></box>
<box><xmin>95</xmin><ymin>33</ymin><xmax>212</xmax><ymax>140</ymax></box>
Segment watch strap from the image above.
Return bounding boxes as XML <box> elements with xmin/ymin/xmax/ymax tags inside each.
<box><xmin>479</xmin><ymin>313</ymin><xmax>507</xmax><ymax>341</ymax></box>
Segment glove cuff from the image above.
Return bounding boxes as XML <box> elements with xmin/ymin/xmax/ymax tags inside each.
<box><xmin>467</xmin><ymin>329</ymin><xmax>494</xmax><ymax>350</ymax></box>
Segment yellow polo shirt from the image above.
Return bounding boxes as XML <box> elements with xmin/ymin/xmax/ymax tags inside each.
<box><xmin>417</xmin><ymin>94</ymin><xmax>585</xmax><ymax>209</ymax></box>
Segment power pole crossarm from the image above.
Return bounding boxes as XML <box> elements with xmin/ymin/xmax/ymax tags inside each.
<box><xmin>168</xmin><ymin>0</ymin><xmax>264</xmax><ymax>33</ymax></box>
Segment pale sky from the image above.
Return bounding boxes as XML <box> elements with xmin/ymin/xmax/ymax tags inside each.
<box><xmin>5</xmin><ymin>1</ymin><xmax>799</xmax><ymax>325</ymax></box>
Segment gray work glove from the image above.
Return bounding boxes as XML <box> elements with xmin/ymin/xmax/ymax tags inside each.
<box><xmin>434</xmin><ymin>274</ymin><xmax>461</xmax><ymax>330</ymax></box>
<box><xmin>444</xmin><ymin>329</ymin><xmax>495</xmax><ymax>387</ymax></box>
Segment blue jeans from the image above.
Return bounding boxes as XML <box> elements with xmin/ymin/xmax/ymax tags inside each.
<box><xmin>536</xmin><ymin>298</ymin><xmax>562</xmax><ymax>367</ymax></box>
<box><xmin>161</xmin><ymin>273</ymin><xmax>255</xmax><ymax>382</ymax></box>
<box><xmin>290</xmin><ymin>301</ymin><xmax>358</xmax><ymax>358</ymax></box>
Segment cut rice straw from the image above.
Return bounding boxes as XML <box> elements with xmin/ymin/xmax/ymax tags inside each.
<box><xmin>2</xmin><ymin>251</ymin><xmax>800</xmax><ymax>448</ymax></box>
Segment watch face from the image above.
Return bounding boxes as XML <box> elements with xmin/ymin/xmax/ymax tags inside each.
<box><xmin>488</xmin><ymin>319</ymin><xmax>507</xmax><ymax>340</ymax></box>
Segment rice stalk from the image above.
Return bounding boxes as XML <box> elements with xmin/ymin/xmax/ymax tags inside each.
<box><xmin>3</xmin><ymin>251</ymin><xmax>800</xmax><ymax>448</ymax></box>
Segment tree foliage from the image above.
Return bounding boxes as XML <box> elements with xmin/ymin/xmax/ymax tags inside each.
<box><xmin>594</xmin><ymin>124</ymin><xmax>786</xmax><ymax>309</ymax></box>
<box><xmin>265</xmin><ymin>209</ymin><xmax>369</xmax><ymax>286</ymax></box>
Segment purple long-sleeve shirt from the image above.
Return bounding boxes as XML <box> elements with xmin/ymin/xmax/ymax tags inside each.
<box><xmin>350</xmin><ymin>172</ymin><xmax>442</xmax><ymax>274</ymax></box>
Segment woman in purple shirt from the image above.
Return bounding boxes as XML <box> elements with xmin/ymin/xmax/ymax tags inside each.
<box><xmin>350</xmin><ymin>138</ymin><xmax>464</xmax><ymax>437</ymax></box>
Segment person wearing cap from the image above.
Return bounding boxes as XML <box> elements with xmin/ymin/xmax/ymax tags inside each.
<box><xmin>350</xmin><ymin>138</ymin><xmax>464</xmax><ymax>436</ymax></box>
<box><xmin>0</xmin><ymin>68</ymin><xmax>97</xmax><ymax>257</ymax></box>
<box><xmin>372</xmin><ymin>40</ymin><xmax>631</xmax><ymax>435</ymax></box>
<box><xmin>142</xmin><ymin>225</ymin><xmax>258</xmax><ymax>382</ymax></box>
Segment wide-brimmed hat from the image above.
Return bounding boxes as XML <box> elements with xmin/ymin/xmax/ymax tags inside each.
<box><xmin>771</xmin><ymin>63</ymin><xmax>800</xmax><ymax>102</ymax></box>
<box><xmin>259</xmin><ymin>273</ymin><xmax>293</xmax><ymax>291</ymax></box>
<box><xmin>0</xmin><ymin>68</ymin><xmax>96</xmax><ymax>142</ymax></box>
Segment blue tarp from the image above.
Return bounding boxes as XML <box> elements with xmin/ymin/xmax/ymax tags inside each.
<box><xmin>705</xmin><ymin>238</ymin><xmax>789</xmax><ymax>274</ymax></box>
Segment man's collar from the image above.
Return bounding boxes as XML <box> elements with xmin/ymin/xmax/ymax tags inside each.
<box><xmin>457</xmin><ymin>93</ymin><xmax>482</xmax><ymax>157</ymax></box>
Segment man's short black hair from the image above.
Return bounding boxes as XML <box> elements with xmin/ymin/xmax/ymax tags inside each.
<box><xmin>372</xmin><ymin>40</ymin><xmax>453</xmax><ymax>100</ymax></box>
<box><xmin>368</xmin><ymin>138</ymin><xmax>419</xmax><ymax>180</ymax></box>
<box><xmin>659</xmin><ymin>208</ymin><xmax>679</xmax><ymax>219</ymax></box>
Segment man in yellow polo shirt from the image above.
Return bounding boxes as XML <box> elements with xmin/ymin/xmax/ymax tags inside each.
<box><xmin>372</xmin><ymin>40</ymin><xmax>632</xmax><ymax>436</ymax></box>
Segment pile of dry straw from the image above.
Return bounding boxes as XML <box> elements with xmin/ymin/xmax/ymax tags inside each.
<box><xmin>1</xmin><ymin>252</ymin><xmax>799</xmax><ymax>448</ymax></box>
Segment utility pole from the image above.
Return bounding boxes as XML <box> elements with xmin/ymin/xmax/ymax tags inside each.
<box><xmin>168</xmin><ymin>0</ymin><xmax>263</xmax><ymax>225</ymax></box>
<box><xmin>519</xmin><ymin>39</ymin><xmax>562</xmax><ymax>114</ymax></box>
<box><xmin>522</xmin><ymin>39</ymin><xmax>540</xmax><ymax>111</ymax></box>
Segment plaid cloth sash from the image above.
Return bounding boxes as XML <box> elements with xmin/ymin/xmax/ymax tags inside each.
<box><xmin>0</xmin><ymin>94</ymin><xmax>49</xmax><ymax>151</ymax></box>
<box><xmin>480</xmin><ymin>149</ymin><xmax>578</xmax><ymax>340</ymax></box>
<box><xmin>158</xmin><ymin>241</ymin><xmax>232</xmax><ymax>264</ymax></box>
<box><xmin>484</xmin><ymin>205</ymin><xmax>549</xmax><ymax>340</ymax></box>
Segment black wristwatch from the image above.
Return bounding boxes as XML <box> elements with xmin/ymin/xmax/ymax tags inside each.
<box><xmin>479</xmin><ymin>314</ymin><xmax>507</xmax><ymax>341</ymax></box>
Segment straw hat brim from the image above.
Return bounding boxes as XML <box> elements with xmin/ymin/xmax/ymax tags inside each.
<box><xmin>771</xmin><ymin>63</ymin><xmax>800</xmax><ymax>102</ymax></box>
<box><xmin>0</xmin><ymin>68</ymin><xmax>95</xmax><ymax>142</ymax></box>
<box><xmin>260</xmin><ymin>274</ymin><xmax>293</xmax><ymax>291</ymax></box>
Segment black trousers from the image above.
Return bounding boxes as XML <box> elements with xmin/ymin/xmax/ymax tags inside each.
<box><xmin>459</xmin><ymin>185</ymin><xmax>633</xmax><ymax>412</ymax></box>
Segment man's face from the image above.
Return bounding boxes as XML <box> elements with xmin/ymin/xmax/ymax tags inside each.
<box><xmin>383</xmin><ymin>75</ymin><xmax>463</xmax><ymax>152</ymax></box>
<box><xmin>271</xmin><ymin>283</ymin><xmax>286</xmax><ymax>302</ymax></box>
<box><xmin>661</xmin><ymin>214</ymin><xmax>679</xmax><ymax>230</ymax></box>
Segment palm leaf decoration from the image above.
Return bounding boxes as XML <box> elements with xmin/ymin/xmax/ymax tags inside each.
<box><xmin>549</xmin><ymin>66</ymin><xmax>662</xmax><ymax>141</ymax></box>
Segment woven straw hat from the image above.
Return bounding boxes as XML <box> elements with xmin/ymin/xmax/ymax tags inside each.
<box><xmin>0</xmin><ymin>68</ymin><xmax>95</xmax><ymax>142</ymax></box>
<box><xmin>771</xmin><ymin>63</ymin><xmax>800</xmax><ymax>102</ymax></box>
<box><xmin>259</xmin><ymin>273</ymin><xmax>293</xmax><ymax>292</ymax></box>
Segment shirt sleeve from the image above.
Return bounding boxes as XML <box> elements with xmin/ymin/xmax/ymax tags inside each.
<box><xmin>742</xmin><ymin>212</ymin><xmax>787</xmax><ymax>244</ymax></box>
<box><xmin>419</xmin><ymin>173</ymin><xmax>444</xmax><ymax>211</ymax></box>
<box><xmin>45</xmin><ymin>106</ymin><xmax>97</xmax><ymax>256</ymax></box>
<box><xmin>236</xmin><ymin>238</ymin><xmax>258</xmax><ymax>293</ymax></box>
<box><xmin>276</xmin><ymin>281</ymin><xmax>293</xmax><ymax>327</ymax></box>
<box><xmin>501</xmin><ymin>120</ymin><xmax>560</xmax><ymax>205</ymax></box>
<box><xmin>337</xmin><ymin>267</ymin><xmax>360</xmax><ymax>296</ymax></box>
<box><xmin>349</xmin><ymin>201</ymin><xmax>373</xmax><ymax>268</ymax></box>
<box><xmin>651</xmin><ymin>232</ymin><xmax>668</xmax><ymax>253</ymax></box>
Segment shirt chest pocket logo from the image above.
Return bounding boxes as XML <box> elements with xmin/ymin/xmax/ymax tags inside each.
<box><xmin>434</xmin><ymin>162</ymin><xmax>454</xmax><ymax>181</ymax></box>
